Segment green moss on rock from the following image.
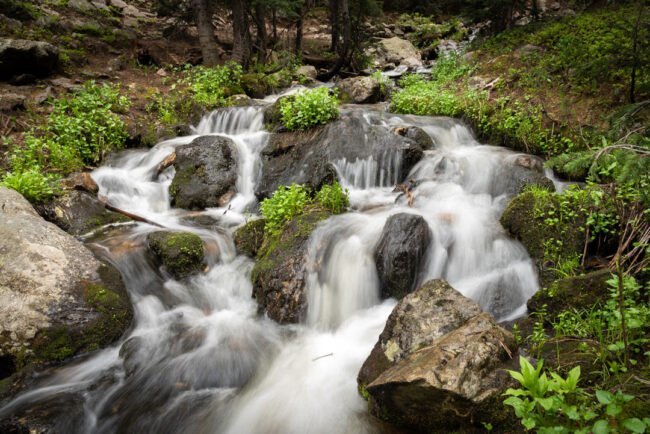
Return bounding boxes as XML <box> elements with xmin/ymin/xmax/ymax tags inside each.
<box><xmin>233</xmin><ymin>219</ymin><xmax>266</xmax><ymax>257</ymax></box>
<box><xmin>147</xmin><ymin>231</ymin><xmax>205</xmax><ymax>279</ymax></box>
<box><xmin>527</xmin><ymin>269</ymin><xmax>612</xmax><ymax>316</ymax></box>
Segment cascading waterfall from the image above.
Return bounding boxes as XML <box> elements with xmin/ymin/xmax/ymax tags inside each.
<box><xmin>0</xmin><ymin>100</ymin><xmax>553</xmax><ymax>434</ymax></box>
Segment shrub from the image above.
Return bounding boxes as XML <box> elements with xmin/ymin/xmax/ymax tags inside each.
<box><xmin>279</xmin><ymin>87</ymin><xmax>339</xmax><ymax>131</ymax></box>
<box><xmin>315</xmin><ymin>181</ymin><xmax>349</xmax><ymax>214</ymax></box>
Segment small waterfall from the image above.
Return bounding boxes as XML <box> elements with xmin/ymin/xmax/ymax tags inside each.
<box><xmin>333</xmin><ymin>151</ymin><xmax>402</xmax><ymax>190</ymax></box>
<box><xmin>1</xmin><ymin>101</ymin><xmax>544</xmax><ymax>434</ymax></box>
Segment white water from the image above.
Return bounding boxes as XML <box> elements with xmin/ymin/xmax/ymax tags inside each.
<box><xmin>0</xmin><ymin>103</ymin><xmax>547</xmax><ymax>433</ymax></box>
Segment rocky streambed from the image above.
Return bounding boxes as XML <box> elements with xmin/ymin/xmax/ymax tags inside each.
<box><xmin>0</xmin><ymin>98</ymin><xmax>565</xmax><ymax>433</ymax></box>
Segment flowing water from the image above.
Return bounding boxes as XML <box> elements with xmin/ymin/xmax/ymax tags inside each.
<box><xmin>0</xmin><ymin>99</ymin><xmax>560</xmax><ymax>433</ymax></box>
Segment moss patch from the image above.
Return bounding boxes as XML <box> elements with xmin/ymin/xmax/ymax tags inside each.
<box><xmin>147</xmin><ymin>231</ymin><xmax>205</xmax><ymax>279</ymax></box>
<box><xmin>233</xmin><ymin>219</ymin><xmax>266</xmax><ymax>257</ymax></box>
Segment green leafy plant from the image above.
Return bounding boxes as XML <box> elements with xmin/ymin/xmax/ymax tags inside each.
<box><xmin>504</xmin><ymin>356</ymin><xmax>649</xmax><ymax>433</ymax></box>
<box><xmin>182</xmin><ymin>62</ymin><xmax>243</xmax><ymax>107</ymax></box>
<box><xmin>0</xmin><ymin>169</ymin><xmax>57</xmax><ymax>203</ymax></box>
<box><xmin>315</xmin><ymin>181</ymin><xmax>349</xmax><ymax>214</ymax></box>
<box><xmin>260</xmin><ymin>183</ymin><xmax>311</xmax><ymax>235</ymax></box>
<box><xmin>279</xmin><ymin>87</ymin><xmax>339</xmax><ymax>131</ymax></box>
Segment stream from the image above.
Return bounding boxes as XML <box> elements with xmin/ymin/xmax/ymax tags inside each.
<box><xmin>0</xmin><ymin>96</ymin><xmax>566</xmax><ymax>433</ymax></box>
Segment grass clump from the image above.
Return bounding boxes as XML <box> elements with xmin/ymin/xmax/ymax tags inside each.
<box><xmin>279</xmin><ymin>87</ymin><xmax>339</xmax><ymax>131</ymax></box>
<box><xmin>1</xmin><ymin>80</ymin><xmax>130</xmax><ymax>202</ymax></box>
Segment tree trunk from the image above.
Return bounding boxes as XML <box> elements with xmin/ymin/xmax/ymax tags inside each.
<box><xmin>231</xmin><ymin>0</ymin><xmax>252</xmax><ymax>68</ymax></box>
<box><xmin>318</xmin><ymin>0</ymin><xmax>350</xmax><ymax>81</ymax></box>
<box><xmin>629</xmin><ymin>4</ymin><xmax>644</xmax><ymax>103</ymax></box>
<box><xmin>192</xmin><ymin>0</ymin><xmax>220</xmax><ymax>65</ymax></box>
<box><xmin>329</xmin><ymin>0</ymin><xmax>340</xmax><ymax>52</ymax></box>
<box><xmin>295</xmin><ymin>10</ymin><xmax>303</xmax><ymax>53</ymax></box>
<box><xmin>254</xmin><ymin>1</ymin><xmax>268</xmax><ymax>61</ymax></box>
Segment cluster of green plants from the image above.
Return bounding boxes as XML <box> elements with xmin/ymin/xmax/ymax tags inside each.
<box><xmin>391</xmin><ymin>52</ymin><xmax>584</xmax><ymax>155</ymax></box>
<box><xmin>279</xmin><ymin>87</ymin><xmax>340</xmax><ymax>131</ymax></box>
<box><xmin>181</xmin><ymin>62</ymin><xmax>244</xmax><ymax>107</ymax></box>
<box><xmin>504</xmin><ymin>356</ymin><xmax>649</xmax><ymax>433</ymax></box>
<box><xmin>259</xmin><ymin>181</ymin><xmax>349</xmax><ymax>235</ymax></box>
<box><xmin>371</xmin><ymin>71</ymin><xmax>392</xmax><ymax>99</ymax></box>
<box><xmin>1</xmin><ymin>81</ymin><xmax>130</xmax><ymax>202</ymax></box>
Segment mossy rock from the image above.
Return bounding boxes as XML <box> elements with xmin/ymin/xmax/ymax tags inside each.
<box><xmin>262</xmin><ymin>95</ymin><xmax>293</xmax><ymax>132</ymax></box>
<box><xmin>251</xmin><ymin>210</ymin><xmax>331</xmax><ymax>324</ymax></box>
<box><xmin>147</xmin><ymin>231</ymin><xmax>205</xmax><ymax>279</ymax></box>
<box><xmin>241</xmin><ymin>72</ymin><xmax>268</xmax><ymax>99</ymax></box>
<box><xmin>500</xmin><ymin>190</ymin><xmax>587</xmax><ymax>285</ymax></box>
<box><xmin>233</xmin><ymin>219</ymin><xmax>266</xmax><ymax>257</ymax></box>
<box><xmin>527</xmin><ymin>269</ymin><xmax>612</xmax><ymax>317</ymax></box>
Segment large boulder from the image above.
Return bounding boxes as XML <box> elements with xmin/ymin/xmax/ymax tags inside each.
<box><xmin>374</xmin><ymin>213</ymin><xmax>432</xmax><ymax>299</ymax></box>
<box><xmin>490</xmin><ymin>164</ymin><xmax>555</xmax><ymax>197</ymax></box>
<box><xmin>146</xmin><ymin>231</ymin><xmax>205</xmax><ymax>279</ymax></box>
<box><xmin>0</xmin><ymin>186</ymin><xmax>133</xmax><ymax>375</ymax></box>
<box><xmin>251</xmin><ymin>211</ymin><xmax>330</xmax><ymax>324</ymax></box>
<box><xmin>0</xmin><ymin>38</ymin><xmax>59</xmax><ymax>80</ymax></box>
<box><xmin>336</xmin><ymin>76</ymin><xmax>381</xmax><ymax>104</ymax></box>
<box><xmin>369</xmin><ymin>37</ymin><xmax>422</xmax><ymax>69</ymax></box>
<box><xmin>169</xmin><ymin>135</ymin><xmax>238</xmax><ymax>210</ymax></box>
<box><xmin>358</xmin><ymin>279</ymin><xmax>518</xmax><ymax>432</ymax></box>
<box><xmin>256</xmin><ymin>110</ymin><xmax>431</xmax><ymax>199</ymax></box>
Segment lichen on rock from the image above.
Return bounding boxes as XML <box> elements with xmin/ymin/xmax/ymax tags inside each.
<box><xmin>146</xmin><ymin>231</ymin><xmax>205</xmax><ymax>279</ymax></box>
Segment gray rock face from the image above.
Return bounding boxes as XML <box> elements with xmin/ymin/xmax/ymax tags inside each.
<box><xmin>337</xmin><ymin>76</ymin><xmax>380</xmax><ymax>104</ymax></box>
<box><xmin>0</xmin><ymin>186</ymin><xmax>133</xmax><ymax>368</ymax></box>
<box><xmin>296</xmin><ymin>65</ymin><xmax>317</xmax><ymax>80</ymax></box>
<box><xmin>491</xmin><ymin>163</ymin><xmax>555</xmax><ymax>197</ymax></box>
<box><xmin>256</xmin><ymin>111</ymin><xmax>429</xmax><ymax>199</ymax></box>
<box><xmin>0</xmin><ymin>39</ymin><xmax>59</xmax><ymax>80</ymax></box>
<box><xmin>170</xmin><ymin>136</ymin><xmax>238</xmax><ymax>210</ymax></box>
<box><xmin>358</xmin><ymin>279</ymin><xmax>517</xmax><ymax>431</ymax></box>
<box><xmin>370</xmin><ymin>37</ymin><xmax>422</xmax><ymax>69</ymax></box>
<box><xmin>0</xmin><ymin>92</ymin><xmax>25</xmax><ymax>111</ymax></box>
<box><xmin>374</xmin><ymin>213</ymin><xmax>432</xmax><ymax>299</ymax></box>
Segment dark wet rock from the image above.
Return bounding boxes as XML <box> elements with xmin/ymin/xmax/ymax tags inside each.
<box><xmin>233</xmin><ymin>219</ymin><xmax>266</xmax><ymax>257</ymax></box>
<box><xmin>169</xmin><ymin>135</ymin><xmax>238</xmax><ymax>210</ymax></box>
<box><xmin>36</xmin><ymin>190</ymin><xmax>131</xmax><ymax>237</ymax></box>
<box><xmin>0</xmin><ymin>186</ymin><xmax>133</xmax><ymax>372</ymax></box>
<box><xmin>257</xmin><ymin>112</ymin><xmax>429</xmax><ymax>200</ymax></box>
<box><xmin>528</xmin><ymin>269</ymin><xmax>612</xmax><ymax>316</ymax></box>
<box><xmin>251</xmin><ymin>211</ymin><xmax>330</xmax><ymax>324</ymax></box>
<box><xmin>374</xmin><ymin>213</ymin><xmax>432</xmax><ymax>299</ymax></box>
<box><xmin>336</xmin><ymin>76</ymin><xmax>380</xmax><ymax>104</ymax></box>
<box><xmin>358</xmin><ymin>279</ymin><xmax>518</xmax><ymax>432</ymax></box>
<box><xmin>146</xmin><ymin>231</ymin><xmax>205</xmax><ymax>279</ymax></box>
<box><xmin>492</xmin><ymin>164</ymin><xmax>555</xmax><ymax>197</ymax></box>
<box><xmin>0</xmin><ymin>39</ymin><xmax>59</xmax><ymax>80</ymax></box>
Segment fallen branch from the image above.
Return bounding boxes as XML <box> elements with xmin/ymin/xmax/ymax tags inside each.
<box><xmin>312</xmin><ymin>352</ymin><xmax>333</xmax><ymax>361</ymax></box>
<box><xmin>395</xmin><ymin>184</ymin><xmax>415</xmax><ymax>207</ymax></box>
<box><xmin>99</xmin><ymin>196</ymin><xmax>165</xmax><ymax>228</ymax></box>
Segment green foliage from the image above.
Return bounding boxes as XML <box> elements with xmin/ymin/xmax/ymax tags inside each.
<box><xmin>504</xmin><ymin>356</ymin><xmax>649</xmax><ymax>433</ymax></box>
<box><xmin>260</xmin><ymin>184</ymin><xmax>312</xmax><ymax>236</ymax></box>
<box><xmin>371</xmin><ymin>71</ymin><xmax>392</xmax><ymax>98</ymax></box>
<box><xmin>182</xmin><ymin>62</ymin><xmax>243</xmax><ymax>107</ymax></box>
<box><xmin>315</xmin><ymin>181</ymin><xmax>349</xmax><ymax>214</ymax></box>
<box><xmin>1</xmin><ymin>81</ymin><xmax>130</xmax><ymax>202</ymax></box>
<box><xmin>0</xmin><ymin>169</ymin><xmax>57</xmax><ymax>203</ymax></box>
<box><xmin>260</xmin><ymin>182</ymin><xmax>350</xmax><ymax>235</ymax></box>
<box><xmin>279</xmin><ymin>88</ymin><xmax>339</xmax><ymax>131</ymax></box>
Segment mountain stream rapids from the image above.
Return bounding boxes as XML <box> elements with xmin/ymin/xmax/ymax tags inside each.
<box><xmin>0</xmin><ymin>92</ymin><xmax>570</xmax><ymax>433</ymax></box>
